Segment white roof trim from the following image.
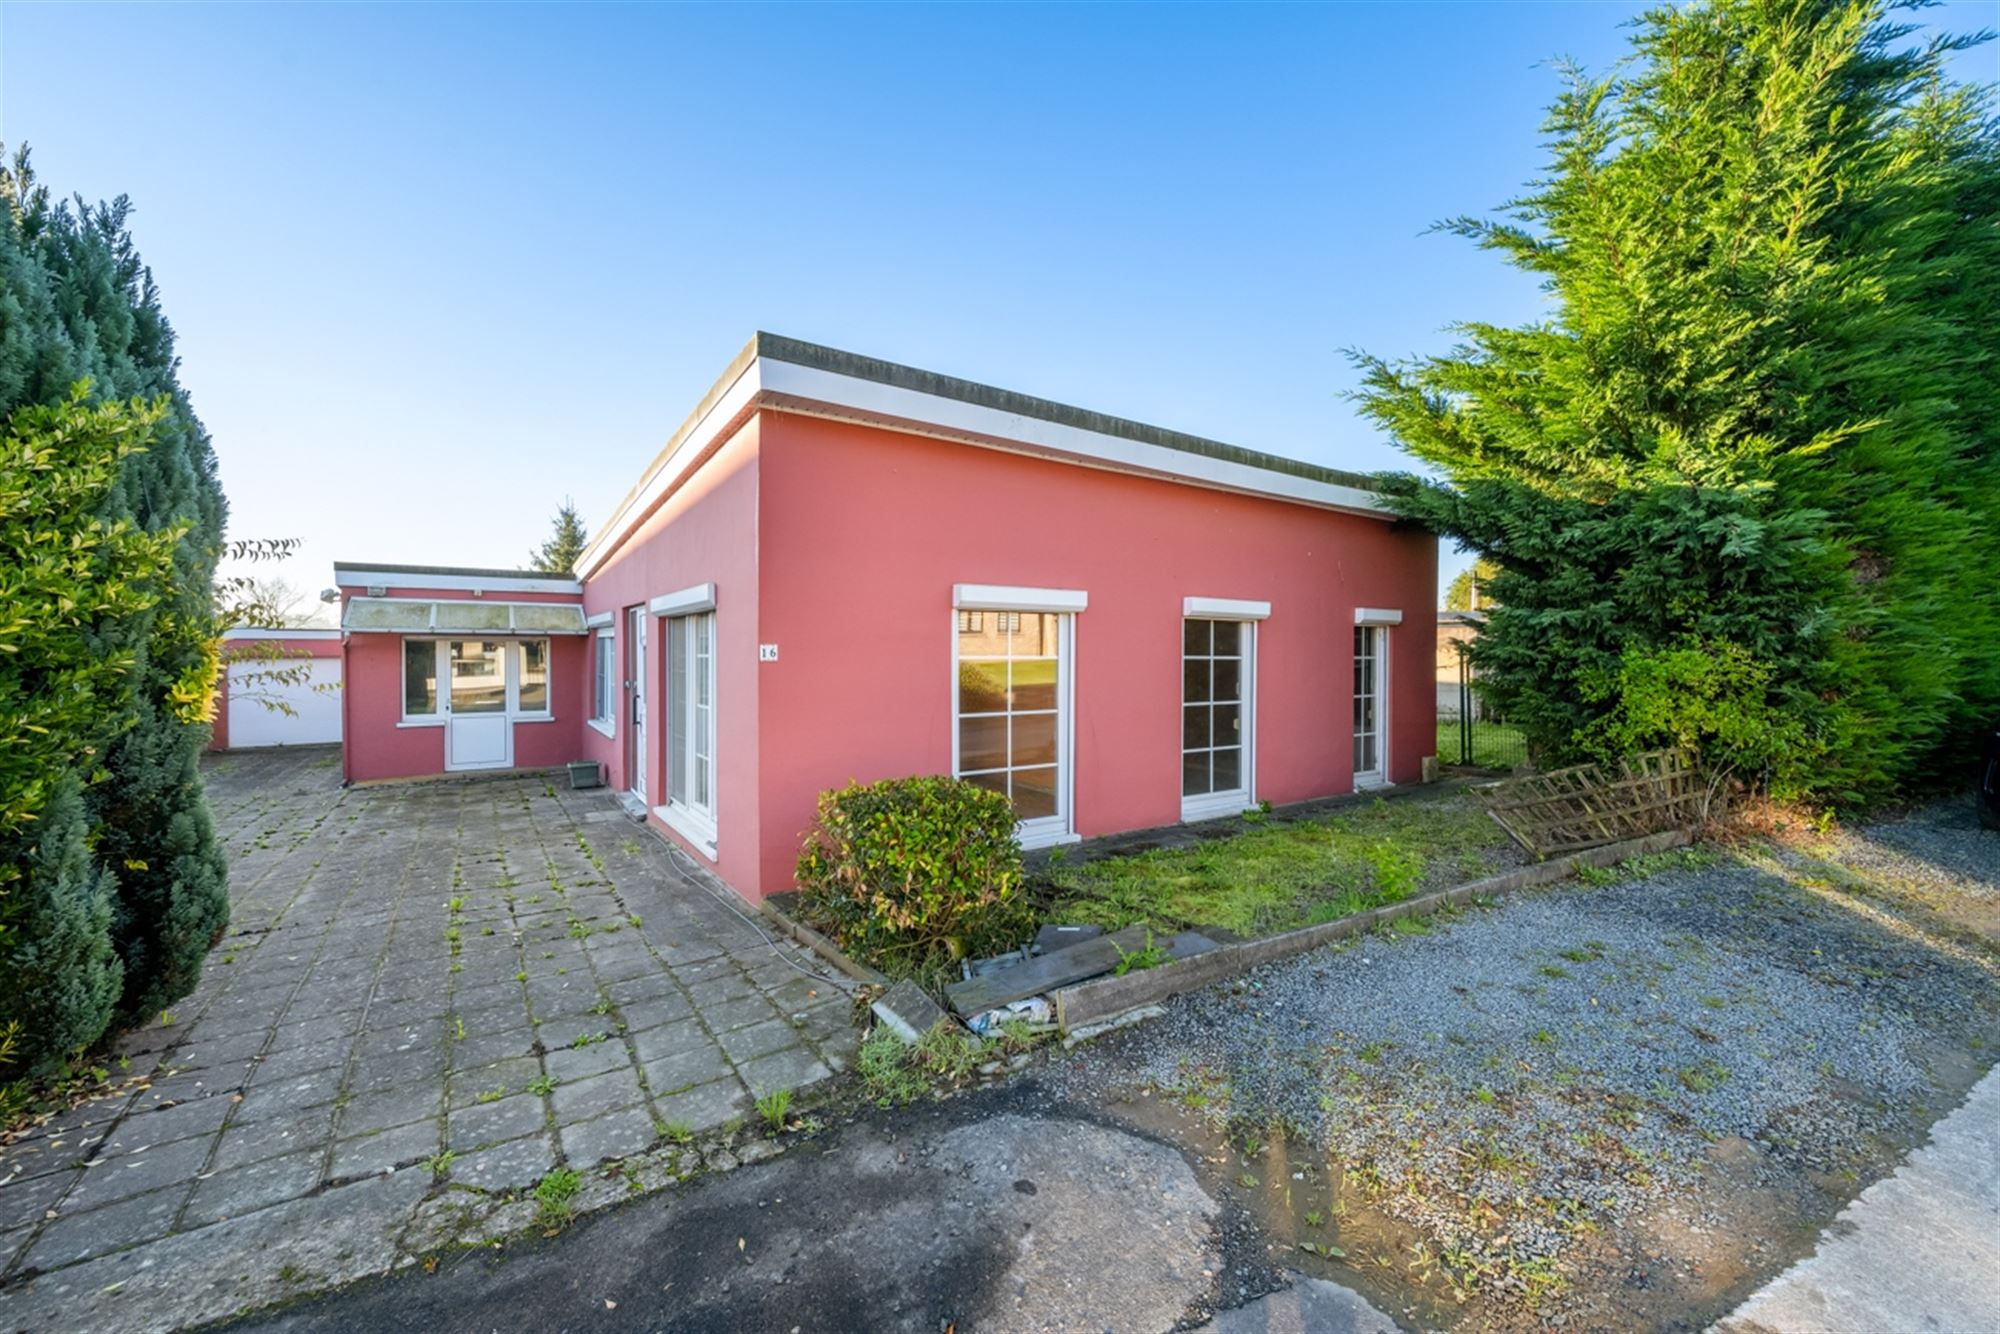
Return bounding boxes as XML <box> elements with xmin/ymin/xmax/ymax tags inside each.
<box><xmin>575</xmin><ymin>345</ymin><xmax>1392</xmax><ymax>581</ymax></box>
<box><xmin>1184</xmin><ymin>596</ymin><xmax>1271</xmax><ymax>621</ymax></box>
<box><xmin>585</xmin><ymin>610</ymin><xmax>614</xmax><ymax>628</ymax></box>
<box><xmin>334</xmin><ymin>566</ymin><xmax>581</xmax><ymax>595</ymax></box>
<box><xmin>954</xmin><ymin>584</ymin><xmax>1088</xmax><ymax>614</ymax></box>
<box><xmin>1354</xmin><ymin>607</ymin><xmax>1405</xmax><ymax>626</ymax></box>
<box><xmin>762</xmin><ymin>358</ymin><xmax>1386</xmax><ymax>521</ymax></box>
<box><xmin>574</xmin><ymin>359</ymin><xmax>763</xmax><ymax>580</ymax></box>
<box><xmin>222</xmin><ymin>626</ymin><xmax>342</xmax><ymax>641</ymax></box>
<box><xmin>649</xmin><ymin>582</ymin><xmax>717</xmax><ymax>617</ymax></box>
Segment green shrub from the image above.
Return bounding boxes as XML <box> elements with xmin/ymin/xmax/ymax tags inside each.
<box><xmin>795</xmin><ymin>775</ymin><xmax>1029</xmax><ymax>975</ymax></box>
<box><xmin>0</xmin><ymin>776</ymin><xmax>124</xmax><ymax>1073</ymax></box>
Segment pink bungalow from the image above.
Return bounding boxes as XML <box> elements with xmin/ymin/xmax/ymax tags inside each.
<box><xmin>336</xmin><ymin>335</ymin><xmax>1436</xmax><ymax>901</ymax></box>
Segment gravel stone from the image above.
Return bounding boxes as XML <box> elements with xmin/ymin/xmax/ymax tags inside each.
<box><xmin>1048</xmin><ymin>805</ymin><xmax>2000</xmax><ymax>1299</ymax></box>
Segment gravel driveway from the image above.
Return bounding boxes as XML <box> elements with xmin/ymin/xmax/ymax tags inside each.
<box><xmin>1043</xmin><ymin>799</ymin><xmax>2000</xmax><ymax>1329</ymax></box>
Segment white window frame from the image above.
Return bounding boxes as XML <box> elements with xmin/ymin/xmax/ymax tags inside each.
<box><xmin>511</xmin><ymin>638</ymin><xmax>554</xmax><ymax>721</ymax></box>
<box><xmin>950</xmin><ymin>591</ymin><xmax>1079</xmax><ymax>849</ymax></box>
<box><xmin>654</xmin><ymin>607</ymin><xmax>718</xmax><ymax>860</ymax></box>
<box><xmin>1352</xmin><ymin>623</ymin><xmax>1390</xmax><ymax>789</ymax></box>
<box><xmin>398</xmin><ymin>637</ymin><xmax>554</xmax><ymax>728</ymax></box>
<box><xmin>1180</xmin><ymin>616</ymin><xmax>1258</xmax><ymax>823</ymax></box>
<box><xmin>400</xmin><ymin>636</ymin><xmax>444</xmax><ymax>726</ymax></box>
<box><xmin>587</xmin><ymin>628</ymin><xmax>616</xmax><ymax>738</ymax></box>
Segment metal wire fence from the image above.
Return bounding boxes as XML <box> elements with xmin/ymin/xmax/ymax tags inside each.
<box><xmin>1438</xmin><ymin>652</ymin><xmax>1529</xmax><ymax>771</ymax></box>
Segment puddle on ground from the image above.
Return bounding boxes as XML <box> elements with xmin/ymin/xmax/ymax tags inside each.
<box><xmin>1100</xmin><ymin>1090</ymin><xmax>1462</xmax><ymax>1330</ymax></box>
<box><xmin>1088</xmin><ymin>1012</ymin><xmax>2000</xmax><ymax>1331</ymax></box>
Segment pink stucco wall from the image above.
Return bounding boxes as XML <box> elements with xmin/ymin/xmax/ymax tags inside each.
<box><xmin>745</xmin><ymin>412</ymin><xmax>1436</xmax><ymax>899</ymax></box>
<box><xmin>335</xmin><ymin>412</ymin><xmax>1433</xmax><ymax>903</ymax></box>
<box><xmin>338</xmin><ymin>586</ymin><xmax>589</xmax><ymax>784</ymax></box>
<box><xmin>577</xmin><ymin>422</ymin><xmax>762</xmax><ymax>889</ymax></box>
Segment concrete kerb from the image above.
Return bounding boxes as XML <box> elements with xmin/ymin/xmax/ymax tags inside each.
<box><xmin>1053</xmin><ymin>828</ymin><xmax>1694</xmax><ymax>1034</ymax></box>
<box><xmin>755</xmin><ymin>902</ymin><xmax>888</xmax><ymax>987</ymax></box>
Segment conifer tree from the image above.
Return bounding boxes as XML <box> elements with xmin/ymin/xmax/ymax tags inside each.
<box><xmin>0</xmin><ymin>391</ymin><xmax>182</xmax><ymax>1072</ymax></box>
<box><xmin>1354</xmin><ymin>0</ymin><xmax>1999</xmax><ymax>801</ymax></box>
<box><xmin>529</xmin><ymin>497</ymin><xmax>589</xmax><ymax>573</ymax></box>
<box><xmin>0</xmin><ymin>145</ymin><xmax>231</xmax><ymax>1058</ymax></box>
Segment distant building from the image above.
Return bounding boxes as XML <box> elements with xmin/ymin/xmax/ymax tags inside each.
<box><xmin>1437</xmin><ymin>610</ymin><xmax>1486</xmax><ymax>718</ymax></box>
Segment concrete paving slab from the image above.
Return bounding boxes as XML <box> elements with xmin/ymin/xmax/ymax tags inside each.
<box><xmin>0</xmin><ymin>750</ymin><xmax>857</xmax><ymax>1328</ymax></box>
<box><xmin>1716</xmin><ymin>1064</ymin><xmax>2000</xmax><ymax>1334</ymax></box>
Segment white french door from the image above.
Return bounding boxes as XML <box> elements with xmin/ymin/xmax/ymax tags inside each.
<box><xmin>445</xmin><ymin>640</ymin><xmax>512</xmax><ymax>771</ymax></box>
<box><xmin>627</xmin><ymin>608</ymin><xmax>648</xmax><ymax>801</ymax></box>
<box><xmin>1182</xmin><ymin>617</ymin><xmax>1254</xmax><ymax>821</ymax></box>
<box><xmin>954</xmin><ymin>608</ymin><xmax>1072</xmax><ymax>847</ymax></box>
<box><xmin>664</xmin><ymin>611</ymin><xmax>717</xmax><ymax>848</ymax></box>
<box><xmin>1353</xmin><ymin>624</ymin><xmax>1387</xmax><ymax>788</ymax></box>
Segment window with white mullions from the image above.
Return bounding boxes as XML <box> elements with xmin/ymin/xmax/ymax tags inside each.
<box><xmin>590</xmin><ymin>629</ymin><xmax>615</xmax><ymax>731</ymax></box>
<box><xmin>667</xmin><ymin>610</ymin><xmax>717</xmax><ymax>838</ymax></box>
<box><xmin>1182</xmin><ymin>618</ymin><xmax>1252</xmax><ymax>817</ymax></box>
<box><xmin>955</xmin><ymin>609</ymin><xmax>1067</xmax><ymax>836</ymax></box>
<box><xmin>1353</xmin><ymin>624</ymin><xmax>1385</xmax><ymax>785</ymax></box>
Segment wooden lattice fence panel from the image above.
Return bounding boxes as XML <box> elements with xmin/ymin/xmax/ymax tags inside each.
<box><xmin>1475</xmin><ymin>748</ymin><xmax>1709</xmax><ymax>859</ymax></box>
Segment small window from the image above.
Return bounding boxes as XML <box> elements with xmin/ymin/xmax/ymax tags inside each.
<box><xmin>404</xmin><ymin>639</ymin><xmax>437</xmax><ymax>717</ymax></box>
<box><xmin>518</xmin><ymin>639</ymin><xmax>549</xmax><ymax>714</ymax></box>
<box><xmin>591</xmin><ymin>631</ymin><xmax>615</xmax><ymax>726</ymax></box>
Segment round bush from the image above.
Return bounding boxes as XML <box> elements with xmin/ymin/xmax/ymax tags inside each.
<box><xmin>795</xmin><ymin>775</ymin><xmax>1029</xmax><ymax>975</ymax></box>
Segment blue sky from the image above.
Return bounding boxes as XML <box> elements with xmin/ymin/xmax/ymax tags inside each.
<box><xmin>3</xmin><ymin>2</ymin><xmax>1995</xmax><ymax>610</ymax></box>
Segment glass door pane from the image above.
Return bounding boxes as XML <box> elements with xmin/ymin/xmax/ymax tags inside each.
<box><xmin>692</xmin><ymin>613</ymin><xmax>713</xmax><ymax>811</ymax></box>
<box><xmin>1183</xmin><ymin>618</ymin><xmax>1247</xmax><ymax>798</ymax></box>
<box><xmin>1353</xmin><ymin>626</ymin><xmax>1380</xmax><ymax>775</ymax></box>
<box><xmin>449</xmin><ymin>641</ymin><xmax>506</xmax><ymax>713</ymax></box>
<box><xmin>668</xmin><ymin>616</ymin><xmax>688</xmax><ymax>805</ymax></box>
<box><xmin>955</xmin><ymin>609</ymin><xmax>1066</xmax><ymax>828</ymax></box>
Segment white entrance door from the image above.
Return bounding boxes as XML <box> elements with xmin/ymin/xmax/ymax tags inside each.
<box><xmin>627</xmin><ymin>608</ymin><xmax>648</xmax><ymax>801</ymax></box>
<box><xmin>1353</xmin><ymin>625</ymin><xmax>1387</xmax><ymax>788</ymax></box>
<box><xmin>445</xmin><ymin>640</ymin><xmax>512</xmax><ymax>771</ymax></box>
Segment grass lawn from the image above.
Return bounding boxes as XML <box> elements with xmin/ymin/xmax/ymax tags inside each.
<box><xmin>1436</xmin><ymin>719</ymin><xmax>1527</xmax><ymax>769</ymax></box>
<box><xmin>1040</xmin><ymin>793</ymin><xmax>1516</xmax><ymax>940</ymax></box>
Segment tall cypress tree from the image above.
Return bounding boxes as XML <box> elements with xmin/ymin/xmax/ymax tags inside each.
<box><xmin>1354</xmin><ymin>0</ymin><xmax>1999</xmax><ymax>802</ymax></box>
<box><xmin>1</xmin><ymin>147</ymin><xmax>231</xmax><ymax>1039</ymax></box>
<box><xmin>0</xmin><ymin>391</ymin><xmax>182</xmax><ymax>1073</ymax></box>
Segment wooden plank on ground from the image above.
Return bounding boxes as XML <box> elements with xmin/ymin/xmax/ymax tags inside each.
<box><xmin>945</xmin><ymin>926</ymin><xmax>1216</xmax><ymax>1015</ymax></box>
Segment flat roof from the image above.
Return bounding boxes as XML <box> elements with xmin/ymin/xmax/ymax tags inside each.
<box><xmin>576</xmin><ymin>333</ymin><xmax>1388</xmax><ymax>579</ymax></box>
<box><xmin>755</xmin><ymin>334</ymin><xmax>1377</xmax><ymax>493</ymax></box>
<box><xmin>332</xmin><ymin>561</ymin><xmax>562</xmax><ymax>582</ymax></box>
<box><xmin>332</xmin><ymin>562</ymin><xmax>583</xmax><ymax>596</ymax></box>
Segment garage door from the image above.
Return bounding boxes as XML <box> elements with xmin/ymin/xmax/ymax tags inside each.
<box><xmin>226</xmin><ymin>658</ymin><xmax>343</xmax><ymax>747</ymax></box>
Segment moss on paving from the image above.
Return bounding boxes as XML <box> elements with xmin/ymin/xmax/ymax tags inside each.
<box><xmin>1043</xmin><ymin>795</ymin><xmax>1511</xmax><ymax>939</ymax></box>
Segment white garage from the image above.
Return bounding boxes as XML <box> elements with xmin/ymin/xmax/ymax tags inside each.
<box><xmin>219</xmin><ymin>628</ymin><xmax>344</xmax><ymax>749</ymax></box>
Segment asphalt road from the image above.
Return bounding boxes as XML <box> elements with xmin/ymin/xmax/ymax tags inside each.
<box><xmin>221</xmin><ymin>1095</ymin><xmax>1268</xmax><ymax>1334</ymax></box>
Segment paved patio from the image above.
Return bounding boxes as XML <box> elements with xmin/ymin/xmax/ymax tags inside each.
<box><xmin>0</xmin><ymin>747</ymin><xmax>856</xmax><ymax>1329</ymax></box>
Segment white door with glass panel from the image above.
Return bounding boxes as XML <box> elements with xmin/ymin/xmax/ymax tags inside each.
<box><xmin>401</xmin><ymin>638</ymin><xmax>551</xmax><ymax>772</ymax></box>
<box><xmin>1183</xmin><ymin>618</ymin><xmax>1253</xmax><ymax>820</ymax></box>
<box><xmin>955</xmin><ymin>609</ymin><xmax>1070</xmax><ymax>845</ymax></box>
<box><xmin>627</xmin><ymin>608</ymin><xmax>648</xmax><ymax>801</ymax></box>
<box><xmin>1353</xmin><ymin>625</ymin><xmax>1387</xmax><ymax>787</ymax></box>
<box><xmin>444</xmin><ymin>640</ymin><xmax>511</xmax><ymax>770</ymax></box>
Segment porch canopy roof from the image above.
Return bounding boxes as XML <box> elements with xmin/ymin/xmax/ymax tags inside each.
<box><xmin>341</xmin><ymin>597</ymin><xmax>589</xmax><ymax>636</ymax></box>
